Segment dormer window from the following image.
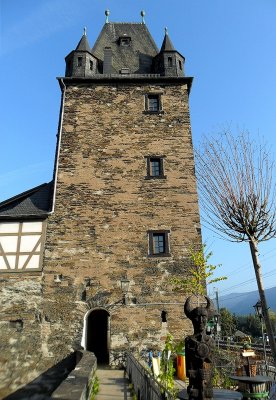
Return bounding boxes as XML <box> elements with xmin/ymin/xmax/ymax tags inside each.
<box><xmin>168</xmin><ymin>57</ymin><xmax>173</xmax><ymax>67</ymax></box>
<box><xmin>120</xmin><ymin>36</ymin><xmax>131</xmax><ymax>46</ymax></box>
<box><xmin>89</xmin><ymin>60</ymin><xmax>93</xmax><ymax>70</ymax></box>
<box><xmin>179</xmin><ymin>60</ymin><xmax>182</xmax><ymax>70</ymax></box>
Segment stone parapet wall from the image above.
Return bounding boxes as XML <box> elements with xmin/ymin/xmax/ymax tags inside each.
<box><xmin>52</xmin><ymin>351</ymin><xmax>97</xmax><ymax>400</ymax></box>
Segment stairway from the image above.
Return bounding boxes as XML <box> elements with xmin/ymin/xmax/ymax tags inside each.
<box><xmin>95</xmin><ymin>368</ymin><xmax>132</xmax><ymax>400</ymax></box>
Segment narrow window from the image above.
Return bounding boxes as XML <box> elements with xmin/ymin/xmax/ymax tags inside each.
<box><xmin>179</xmin><ymin>60</ymin><xmax>182</xmax><ymax>70</ymax></box>
<box><xmin>145</xmin><ymin>156</ymin><xmax>165</xmax><ymax>179</ymax></box>
<box><xmin>161</xmin><ymin>311</ymin><xmax>167</xmax><ymax>323</ymax></box>
<box><xmin>148</xmin><ymin>230</ymin><xmax>170</xmax><ymax>257</ymax></box>
<box><xmin>168</xmin><ymin>57</ymin><xmax>173</xmax><ymax>67</ymax></box>
<box><xmin>89</xmin><ymin>60</ymin><xmax>93</xmax><ymax>70</ymax></box>
<box><xmin>66</xmin><ymin>60</ymin><xmax>72</xmax><ymax>76</ymax></box>
<box><xmin>77</xmin><ymin>57</ymin><xmax>82</xmax><ymax>67</ymax></box>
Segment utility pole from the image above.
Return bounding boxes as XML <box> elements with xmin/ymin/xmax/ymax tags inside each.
<box><xmin>215</xmin><ymin>288</ymin><xmax>220</xmax><ymax>313</ymax></box>
<box><xmin>214</xmin><ymin>288</ymin><xmax>221</xmax><ymax>345</ymax></box>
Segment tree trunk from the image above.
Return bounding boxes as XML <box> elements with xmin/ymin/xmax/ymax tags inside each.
<box><xmin>249</xmin><ymin>239</ymin><xmax>276</xmax><ymax>366</ymax></box>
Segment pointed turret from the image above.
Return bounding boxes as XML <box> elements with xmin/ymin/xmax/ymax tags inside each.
<box><xmin>160</xmin><ymin>28</ymin><xmax>176</xmax><ymax>52</ymax></box>
<box><xmin>153</xmin><ymin>28</ymin><xmax>185</xmax><ymax>77</ymax></box>
<box><xmin>65</xmin><ymin>29</ymin><xmax>99</xmax><ymax>77</ymax></box>
<box><xmin>75</xmin><ymin>29</ymin><xmax>91</xmax><ymax>52</ymax></box>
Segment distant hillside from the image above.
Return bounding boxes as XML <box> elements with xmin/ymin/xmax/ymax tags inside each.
<box><xmin>217</xmin><ymin>286</ymin><xmax>276</xmax><ymax>315</ymax></box>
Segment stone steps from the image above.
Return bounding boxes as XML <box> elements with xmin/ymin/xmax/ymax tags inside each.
<box><xmin>95</xmin><ymin>368</ymin><xmax>132</xmax><ymax>400</ymax></box>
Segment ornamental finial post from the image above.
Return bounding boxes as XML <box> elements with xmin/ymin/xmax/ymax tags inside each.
<box><xmin>105</xmin><ymin>9</ymin><xmax>110</xmax><ymax>24</ymax></box>
<box><xmin>141</xmin><ymin>10</ymin><xmax>145</xmax><ymax>24</ymax></box>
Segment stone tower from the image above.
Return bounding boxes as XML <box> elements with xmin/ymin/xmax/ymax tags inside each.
<box><xmin>0</xmin><ymin>13</ymin><xmax>201</xmax><ymax>396</ymax></box>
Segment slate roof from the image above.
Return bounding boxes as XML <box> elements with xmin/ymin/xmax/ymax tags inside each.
<box><xmin>160</xmin><ymin>32</ymin><xmax>176</xmax><ymax>52</ymax></box>
<box><xmin>92</xmin><ymin>23</ymin><xmax>159</xmax><ymax>74</ymax></box>
<box><xmin>75</xmin><ymin>33</ymin><xmax>92</xmax><ymax>53</ymax></box>
<box><xmin>0</xmin><ymin>182</ymin><xmax>53</xmax><ymax>219</ymax></box>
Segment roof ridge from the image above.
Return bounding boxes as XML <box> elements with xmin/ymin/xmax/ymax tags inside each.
<box><xmin>107</xmin><ymin>22</ymin><xmax>143</xmax><ymax>24</ymax></box>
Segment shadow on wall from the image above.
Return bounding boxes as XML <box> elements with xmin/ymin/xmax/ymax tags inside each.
<box><xmin>4</xmin><ymin>352</ymin><xmax>78</xmax><ymax>400</ymax></box>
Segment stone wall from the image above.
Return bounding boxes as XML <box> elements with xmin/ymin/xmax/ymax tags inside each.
<box><xmin>0</xmin><ymin>80</ymin><xmax>201</xmax><ymax>396</ymax></box>
<box><xmin>42</xmin><ymin>80</ymin><xmax>201</xmax><ymax>358</ymax></box>
<box><xmin>52</xmin><ymin>351</ymin><xmax>97</xmax><ymax>400</ymax></box>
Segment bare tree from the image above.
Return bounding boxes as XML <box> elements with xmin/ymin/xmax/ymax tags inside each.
<box><xmin>195</xmin><ymin>129</ymin><xmax>276</xmax><ymax>365</ymax></box>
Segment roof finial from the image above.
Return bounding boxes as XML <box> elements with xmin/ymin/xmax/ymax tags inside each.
<box><xmin>83</xmin><ymin>26</ymin><xmax>87</xmax><ymax>36</ymax></box>
<box><xmin>105</xmin><ymin>9</ymin><xmax>110</xmax><ymax>24</ymax></box>
<box><xmin>165</xmin><ymin>27</ymin><xmax>168</xmax><ymax>35</ymax></box>
<box><xmin>141</xmin><ymin>10</ymin><xmax>145</xmax><ymax>24</ymax></box>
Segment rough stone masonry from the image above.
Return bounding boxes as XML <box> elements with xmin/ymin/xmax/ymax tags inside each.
<box><xmin>0</xmin><ymin>18</ymin><xmax>202</xmax><ymax>397</ymax></box>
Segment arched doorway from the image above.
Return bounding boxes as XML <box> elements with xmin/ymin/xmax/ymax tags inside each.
<box><xmin>86</xmin><ymin>309</ymin><xmax>110</xmax><ymax>364</ymax></box>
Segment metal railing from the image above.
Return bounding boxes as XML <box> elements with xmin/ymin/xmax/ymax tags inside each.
<box><xmin>126</xmin><ymin>352</ymin><xmax>175</xmax><ymax>400</ymax></box>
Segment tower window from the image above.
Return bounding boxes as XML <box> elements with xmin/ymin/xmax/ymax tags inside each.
<box><xmin>148</xmin><ymin>95</ymin><xmax>159</xmax><ymax>111</ymax></box>
<box><xmin>151</xmin><ymin>159</ymin><xmax>161</xmax><ymax>176</ymax></box>
<box><xmin>77</xmin><ymin>57</ymin><xmax>82</xmax><ymax>67</ymax></box>
<box><xmin>145</xmin><ymin>156</ymin><xmax>166</xmax><ymax>179</ymax></box>
<box><xmin>145</xmin><ymin>94</ymin><xmax>163</xmax><ymax>113</ymax></box>
<box><xmin>89</xmin><ymin>60</ymin><xmax>93</xmax><ymax>70</ymax></box>
<box><xmin>119</xmin><ymin>36</ymin><xmax>131</xmax><ymax>46</ymax></box>
<box><xmin>168</xmin><ymin>57</ymin><xmax>173</xmax><ymax>67</ymax></box>
<box><xmin>148</xmin><ymin>230</ymin><xmax>170</xmax><ymax>257</ymax></box>
<box><xmin>179</xmin><ymin>60</ymin><xmax>182</xmax><ymax>70</ymax></box>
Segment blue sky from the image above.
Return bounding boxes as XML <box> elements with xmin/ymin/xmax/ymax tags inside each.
<box><xmin>1</xmin><ymin>0</ymin><xmax>276</xmax><ymax>304</ymax></box>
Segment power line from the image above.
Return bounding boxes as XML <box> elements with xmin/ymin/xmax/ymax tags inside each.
<box><xmin>209</xmin><ymin>268</ymin><xmax>276</xmax><ymax>295</ymax></box>
<box><xmin>202</xmin><ymin>224</ymin><xmax>276</xmax><ymax>279</ymax></box>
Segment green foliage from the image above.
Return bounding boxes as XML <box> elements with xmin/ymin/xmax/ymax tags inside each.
<box><xmin>90</xmin><ymin>375</ymin><xmax>99</xmax><ymax>400</ymax></box>
<box><xmin>212</xmin><ymin>367</ymin><xmax>233</xmax><ymax>389</ymax></box>
<box><xmin>212</xmin><ymin>347</ymin><xmax>240</xmax><ymax>389</ymax></box>
<box><xmin>157</xmin><ymin>334</ymin><xmax>178</xmax><ymax>399</ymax></box>
<box><xmin>269</xmin><ymin>310</ymin><xmax>276</xmax><ymax>331</ymax></box>
<box><xmin>220</xmin><ymin>308</ymin><xmax>237</xmax><ymax>337</ymax></box>
<box><xmin>129</xmin><ymin>383</ymin><xmax>137</xmax><ymax>400</ymax></box>
<box><xmin>235</xmin><ymin>314</ymin><xmax>262</xmax><ymax>338</ymax></box>
<box><xmin>174</xmin><ymin>339</ymin><xmax>185</xmax><ymax>354</ymax></box>
<box><xmin>159</xmin><ymin>334</ymin><xmax>175</xmax><ymax>391</ymax></box>
<box><xmin>170</xmin><ymin>244</ymin><xmax>227</xmax><ymax>295</ymax></box>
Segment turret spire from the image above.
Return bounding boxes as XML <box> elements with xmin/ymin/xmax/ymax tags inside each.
<box><xmin>160</xmin><ymin>28</ymin><xmax>176</xmax><ymax>52</ymax></box>
<box><xmin>153</xmin><ymin>28</ymin><xmax>185</xmax><ymax>77</ymax></box>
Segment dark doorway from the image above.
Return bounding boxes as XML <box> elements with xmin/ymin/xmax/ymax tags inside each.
<box><xmin>86</xmin><ymin>309</ymin><xmax>109</xmax><ymax>364</ymax></box>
